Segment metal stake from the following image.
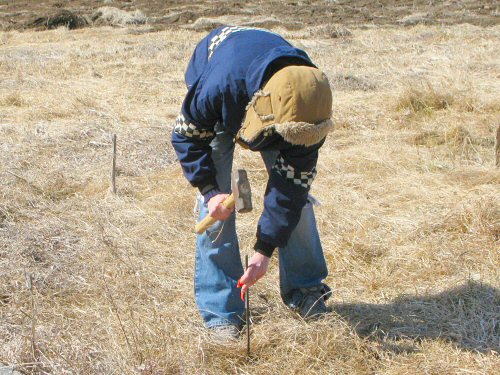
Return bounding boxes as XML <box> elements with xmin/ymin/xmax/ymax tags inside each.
<box><xmin>245</xmin><ymin>254</ymin><xmax>250</xmax><ymax>356</ymax></box>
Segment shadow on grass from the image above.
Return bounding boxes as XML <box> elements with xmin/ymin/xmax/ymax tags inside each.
<box><xmin>331</xmin><ymin>281</ymin><xmax>499</xmax><ymax>354</ymax></box>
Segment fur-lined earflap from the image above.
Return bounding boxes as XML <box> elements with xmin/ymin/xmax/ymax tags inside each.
<box><xmin>274</xmin><ymin>119</ymin><xmax>333</xmax><ymax>146</ymax></box>
<box><xmin>237</xmin><ymin>119</ymin><xmax>333</xmax><ymax>147</ymax></box>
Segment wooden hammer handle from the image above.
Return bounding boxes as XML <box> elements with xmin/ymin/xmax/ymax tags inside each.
<box><xmin>195</xmin><ymin>193</ymin><xmax>235</xmax><ymax>234</ymax></box>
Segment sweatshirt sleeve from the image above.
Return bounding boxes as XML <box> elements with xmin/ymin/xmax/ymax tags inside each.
<box><xmin>171</xmin><ymin>113</ymin><xmax>219</xmax><ymax>196</ymax></box>
<box><xmin>254</xmin><ymin>140</ymin><xmax>324</xmax><ymax>257</ymax></box>
<box><xmin>171</xmin><ymin>31</ymin><xmax>224</xmax><ymax>199</ymax></box>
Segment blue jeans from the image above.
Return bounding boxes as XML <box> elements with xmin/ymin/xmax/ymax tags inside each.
<box><xmin>195</xmin><ymin>127</ymin><xmax>329</xmax><ymax>328</ymax></box>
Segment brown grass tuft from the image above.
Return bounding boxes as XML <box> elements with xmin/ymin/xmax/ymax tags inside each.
<box><xmin>440</xmin><ymin>195</ymin><xmax>500</xmax><ymax>237</ymax></box>
<box><xmin>412</xmin><ymin>130</ymin><xmax>445</xmax><ymax>146</ymax></box>
<box><xmin>447</xmin><ymin>125</ymin><xmax>473</xmax><ymax>146</ymax></box>
<box><xmin>397</xmin><ymin>83</ymin><xmax>454</xmax><ymax>114</ymax></box>
<box><xmin>308</xmin><ymin>24</ymin><xmax>353</xmax><ymax>39</ymax></box>
<box><xmin>397</xmin><ymin>81</ymin><xmax>483</xmax><ymax>118</ymax></box>
<box><xmin>411</xmin><ymin>126</ymin><xmax>474</xmax><ymax>148</ymax></box>
<box><xmin>29</xmin><ymin>10</ymin><xmax>89</xmax><ymax>30</ymax></box>
<box><xmin>1</xmin><ymin>92</ymin><xmax>26</xmax><ymax>107</ymax></box>
<box><xmin>331</xmin><ymin>73</ymin><xmax>376</xmax><ymax>92</ymax></box>
<box><xmin>92</xmin><ymin>7</ymin><xmax>147</xmax><ymax>27</ymax></box>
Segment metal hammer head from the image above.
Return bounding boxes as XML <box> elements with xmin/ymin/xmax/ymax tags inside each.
<box><xmin>231</xmin><ymin>169</ymin><xmax>252</xmax><ymax>213</ymax></box>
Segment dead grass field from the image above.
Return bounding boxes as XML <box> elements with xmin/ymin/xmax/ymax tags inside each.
<box><xmin>0</xmin><ymin>17</ymin><xmax>499</xmax><ymax>375</ymax></box>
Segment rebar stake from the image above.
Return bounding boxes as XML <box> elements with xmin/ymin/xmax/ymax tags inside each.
<box><xmin>245</xmin><ymin>254</ymin><xmax>250</xmax><ymax>356</ymax></box>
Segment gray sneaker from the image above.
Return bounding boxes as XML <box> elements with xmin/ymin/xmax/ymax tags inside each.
<box><xmin>288</xmin><ymin>285</ymin><xmax>332</xmax><ymax>320</ymax></box>
<box><xmin>209</xmin><ymin>324</ymin><xmax>241</xmax><ymax>343</ymax></box>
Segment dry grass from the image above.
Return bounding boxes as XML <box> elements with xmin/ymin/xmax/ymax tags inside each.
<box><xmin>92</xmin><ymin>7</ymin><xmax>147</xmax><ymax>27</ymax></box>
<box><xmin>0</xmin><ymin>21</ymin><xmax>499</xmax><ymax>374</ymax></box>
<box><xmin>396</xmin><ymin>82</ymin><xmax>481</xmax><ymax>115</ymax></box>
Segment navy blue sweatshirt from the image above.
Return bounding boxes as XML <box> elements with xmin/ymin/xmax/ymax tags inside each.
<box><xmin>171</xmin><ymin>26</ymin><xmax>324</xmax><ymax>256</ymax></box>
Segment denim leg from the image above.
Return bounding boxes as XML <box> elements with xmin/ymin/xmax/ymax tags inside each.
<box><xmin>194</xmin><ymin>128</ymin><xmax>244</xmax><ymax>328</ymax></box>
<box><xmin>260</xmin><ymin>151</ymin><xmax>329</xmax><ymax>305</ymax></box>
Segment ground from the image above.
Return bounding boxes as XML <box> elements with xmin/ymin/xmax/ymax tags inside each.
<box><xmin>1</xmin><ymin>0</ymin><xmax>499</xmax><ymax>31</ymax></box>
<box><xmin>0</xmin><ymin>1</ymin><xmax>499</xmax><ymax>374</ymax></box>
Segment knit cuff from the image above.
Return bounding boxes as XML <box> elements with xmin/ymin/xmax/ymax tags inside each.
<box><xmin>202</xmin><ymin>188</ymin><xmax>222</xmax><ymax>204</ymax></box>
<box><xmin>198</xmin><ymin>180</ymin><xmax>220</xmax><ymax>203</ymax></box>
<box><xmin>254</xmin><ymin>238</ymin><xmax>276</xmax><ymax>258</ymax></box>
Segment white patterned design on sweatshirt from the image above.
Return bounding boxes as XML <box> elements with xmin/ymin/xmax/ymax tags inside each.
<box><xmin>208</xmin><ymin>26</ymin><xmax>276</xmax><ymax>59</ymax></box>
<box><xmin>273</xmin><ymin>155</ymin><xmax>317</xmax><ymax>188</ymax></box>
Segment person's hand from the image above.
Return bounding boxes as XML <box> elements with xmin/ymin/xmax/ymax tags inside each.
<box><xmin>237</xmin><ymin>252</ymin><xmax>270</xmax><ymax>300</ymax></box>
<box><xmin>207</xmin><ymin>193</ymin><xmax>234</xmax><ymax>221</ymax></box>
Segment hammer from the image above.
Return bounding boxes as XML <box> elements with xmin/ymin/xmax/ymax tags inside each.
<box><xmin>195</xmin><ymin>169</ymin><xmax>252</xmax><ymax>234</ymax></box>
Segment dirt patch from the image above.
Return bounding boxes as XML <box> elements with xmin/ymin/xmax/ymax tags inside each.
<box><xmin>0</xmin><ymin>0</ymin><xmax>498</xmax><ymax>31</ymax></box>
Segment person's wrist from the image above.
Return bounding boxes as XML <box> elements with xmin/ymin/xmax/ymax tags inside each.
<box><xmin>254</xmin><ymin>250</ymin><xmax>271</xmax><ymax>260</ymax></box>
<box><xmin>255</xmin><ymin>249</ymin><xmax>271</xmax><ymax>258</ymax></box>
